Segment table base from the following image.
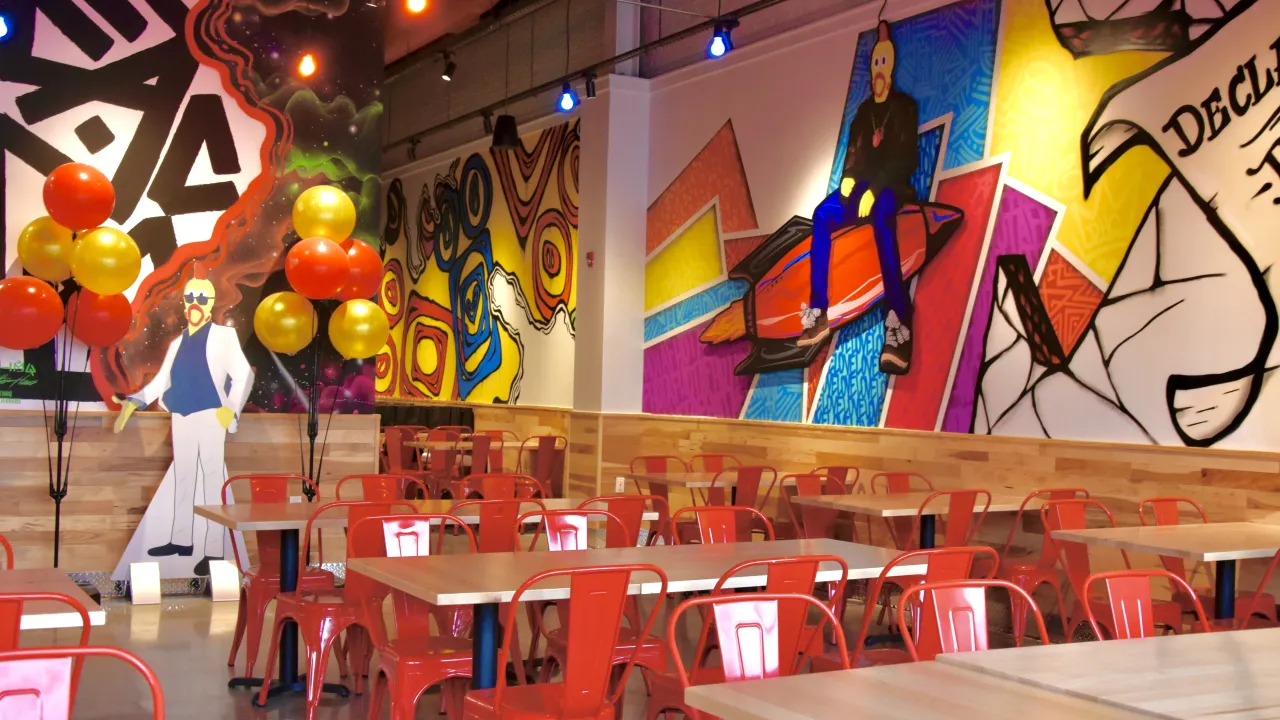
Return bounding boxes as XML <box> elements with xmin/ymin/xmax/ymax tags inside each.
<box><xmin>1215</xmin><ymin>558</ymin><xmax>1236</xmax><ymax>622</ymax></box>
<box><xmin>230</xmin><ymin>675</ymin><xmax>351</xmax><ymax>705</ymax></box>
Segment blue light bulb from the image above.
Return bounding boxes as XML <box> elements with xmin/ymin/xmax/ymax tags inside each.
<box><xmin>559</xmin><ymin>92</ymin><xmax>574</xmax><ymax>111</ymax></box>
<box><xmin>709</xmin><ymin>35</ymin><xmax>727</xmax><ymax>58</ymax></box>
<box><xmin>0</xmin><ymin>16</ymin><xmax>9</xmax><ymax>40</ymax></box>
<box><xmin>557</xmin><ymin>83</ymin><xmax>578</xmax><ymax>113</ymax></box>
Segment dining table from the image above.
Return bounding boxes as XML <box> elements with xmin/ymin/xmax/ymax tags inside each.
<box><xmin>0</xmin><ymin>568</ymin><xmax>106</xmax><ymax>630</ymax></box>
<box><xmin>347</xmin><ymin>538</ymin><xmax>925</xmax><ymax>691</ymax></box>
<box><xmin>1050</xmin><ymin>521</ymin><xmax>1280</xmax><ymax>623</ymax></box>
<box><xmin>789</xmin><ymin>491</ymin><xmax>1025</xmax><ymax>549</ymax></box>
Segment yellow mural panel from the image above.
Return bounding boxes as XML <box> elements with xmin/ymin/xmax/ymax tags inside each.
<box><xmin>645</xmin><ymin>207</ymin><xmax>724</xmax><ymax>311</ymax></box>
<box><xmin>991</xmin><ymin>0</ymin><xmax>1170</xmax><ymax>282</ymax></box>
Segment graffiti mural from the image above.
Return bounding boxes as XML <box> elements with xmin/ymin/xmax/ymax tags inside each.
<box><xmin>1</xmin><ymin>0</ymin><xmax>384</xmax><ymax>416</ymax></box>
<box><xmin>378</xmin><ymin>121</ymin><xmax>579</xmax><ymax>407</ymax></box>
<box><xmin>644</xmin><ymin>0</ymin><xmax>1279</xmax><ymax>451</ymax></box>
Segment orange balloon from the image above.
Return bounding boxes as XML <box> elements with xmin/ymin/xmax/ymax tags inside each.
<box><xmin>286</xmin><ymin>237</ymin><xmax>350</xmax><ymax>300</ymax></box>
<box><xmin>43</xmin><ymin>163</ymin><xmax>115</xmax><ymax>230</ymax></box>
<box><xmin>335</xmin><ymin>240</ymin><xmax>383</xmax><ymax>301</ymax></box>
<box><xmin>0</xmin><ymin>277</ymin><xmax>64</xmax><ymax>350</ymax></box>
<box><xmin>67</xmin><ymin>290</ymin><xmax>133</xmax><ymax>347</ymax></box>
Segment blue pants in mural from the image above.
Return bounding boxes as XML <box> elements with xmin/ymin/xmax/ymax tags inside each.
<box><xmin>809</xmin><ymin>182</ymin><xmax>910</xmax><ymax>324</ymax></box>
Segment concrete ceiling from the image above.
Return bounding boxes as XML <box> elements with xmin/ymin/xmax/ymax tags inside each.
<box><xmin>384</xmin><ymin>0</ymin><xmax>503</xmax><ymax>64</ymax></box>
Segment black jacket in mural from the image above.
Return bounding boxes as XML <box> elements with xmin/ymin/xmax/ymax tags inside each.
<box><xmin>842</xmin><ymin>89</ymin><xmax>919</xmax><ymax>199</ymax></box>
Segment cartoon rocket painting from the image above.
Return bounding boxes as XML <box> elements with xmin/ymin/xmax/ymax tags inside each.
<box><xmin>701</xmin><ymin>202</ymin><xmax>963</xmax><ymax>375</ymax></box>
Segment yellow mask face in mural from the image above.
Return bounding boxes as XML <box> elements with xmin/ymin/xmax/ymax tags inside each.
<box><xmin>871</xmin><ymin>38</ymin><xmax>895</xmax><ymax>103</ymax></box>
<box><xmin>183</xmin><ymin>277</ymin><xmax>216</xmax><ymax>332</ymax></box>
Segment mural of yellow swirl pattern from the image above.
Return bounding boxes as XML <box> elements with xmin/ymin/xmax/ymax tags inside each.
<box><xmin>377</xmin><ymin>121</ymin><xmax>579</xmax><ymax>406</ymax></box>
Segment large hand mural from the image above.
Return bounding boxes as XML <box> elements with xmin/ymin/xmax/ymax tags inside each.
<box><xmin>643</xmin><ymin>0</ymin><xmax>1279</xmax><ymax>451</ymax></box>
<box><xmin>378</xmin><ymin>121</ymin><xmax>579</xmax><ymax>407</ymax></box>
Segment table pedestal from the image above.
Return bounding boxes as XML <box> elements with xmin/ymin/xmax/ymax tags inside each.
<box><xmin>472</xmin><ymin>602</ymin><xmax>500</xmax><ymax>689</ymax></box>
<box><xmin>919</xmin><ymin>515</ymin><xmax>936</xmax><ymax>549</ymax></box>
<box><xmin>1215</xmin><ymin>558</ymin><xmax>1236</xmax><ymax>623</ymax></box>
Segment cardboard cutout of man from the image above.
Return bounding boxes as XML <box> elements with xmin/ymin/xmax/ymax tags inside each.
<box><xmin>113</xmin><ymin>263</ymin><xmax>253</xmax><ymax>577</ymax></box>
<box><xmin>800</xmin><ymin>20</ymin><xmax>919</xmax><ymax>375</ymax></box>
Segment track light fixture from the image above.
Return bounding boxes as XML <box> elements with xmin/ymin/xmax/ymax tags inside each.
<box><xmin>441</xmin><ymin>52</ymin><xmax>456</xmax><ymax>81</ymax></box>
<box><xmin>557</xmin><ymin>82</ymin><xmax>579</xmax><ymax>112</ymax></box>
<box><xmin>585</xmin><ymin>74</ymin><xmax>597</xmax><ymax>99</ymax></box>
<box><xmin>708</xmin><ymin>18</ymin><xmax>738</xmax><ymax>58</ymax></box>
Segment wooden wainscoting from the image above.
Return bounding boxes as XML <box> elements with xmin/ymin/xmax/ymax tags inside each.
<box><xmin>0</xmin><ymin>410</ymin><xmax>379</xmax><ymax>571</ymax></box>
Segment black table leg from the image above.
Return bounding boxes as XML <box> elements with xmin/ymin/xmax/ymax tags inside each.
<box><xmin>233</xmin><ymin>529</ymin><xmax>348</xmax><ymax>704</ymax></box>
<box><xmin>473</xmin><ymin>602</ymin><xmax>500</xmax><ymax>689</ymax></box>
<box><xmin>919</xmin><ymin>515</ymin><xmax>936</xmax><ymax>549</ymax></box>
<box><xmin>1215</xmin><ymin>558</ymin><xmax>1237</xmax><ymax>624</ymax></box>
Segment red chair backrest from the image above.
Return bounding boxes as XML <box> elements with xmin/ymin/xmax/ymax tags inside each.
<box><xmin>870</xmin><ymin>472</ymin><xmax>933</xmax><ymax>494</ymax></box>
<box><xmin>0</xmin><ymin>534</ymin><xmax>11</xmax><ymax>569</ymax></box>
<box><xmin>452</xmin><ymin>498</ymin><xmax>547</xmax><ymax>553</ymax></box>
<box><xmin>434</xmin><ymin>425</ymin><xmax>472</xmax><ymax>435</ymax></box>
<box><xmin>519</xmin><ymin>435</ymin><xmax>567</xmax><ymax>497</ymax></box>
<box><xmin>672</xmin><ymin>506</ymin><xmax>774</xmax><ymax>544</ymax></box>
<box><xmin>301</xmin><ymin>500</ymin><xmax>416</xmax><ymax>601</ymax></box>
<box><xmin>852</xmin><ymin>546</ymin><xmax>999</xmax><ymax>666</ymax></box>
<box><xmin>729</xmin><ymin>466</ymin><xmax>779</xmax><ymax>513</ymax></box>
<box><xmin>690</xmin><ymin>454</ymin><xmax>741</xmax><ymax>473</ymax></box>
<box><xmin>1137</xmin><ymin>497</ymin><xmax>1210</xmax><ymax>585</ymax></box>
<box><xmin>1083</xmin><ymin>569</ymin><xmax>1212</xmax><ymax>639</ymax></box>
<box><xmin>671</xmin><ymin>593</ymin><xmax>849</xmax><ymax>685</ymax></box>
<box><xmin>521</xmin><ymin>509</ymin><xmax>629</xmax><ymax>551</ymax></box>
<box><xmin>713</xmin><ymin>556</ymin><xmax>850</xmax><ymax>657</ymax></box>
<box><xmin>0</xmin><ymin>646</ymin><xmax>165</xmax><ymax>719</ymax></box>
<box><xmin>912</xmin><ymin>490</ymin><xmax>992</xmax><ymax>549</ymax></box>
<box><xmin>0</xmin><ymin>591</ymin><xmax>91</xmax><ymax>707</ymax></box>
<box><xmin>335</xmin><ymin>474</ymin><xmax>427</xmax><ymax>501</ymax></box>
<box><xmin>421</xmin><ymin>428</ymin><xmax>462</xmax><ymax>480</ymax></box>
<box><xmin>222</xmin><ymin>474</ymin><xmax>318</xmax><ymax>574</ymax></box>
<box><xmin>382</xmin><ymin>427</ymin><xmax>420</xmax><ymax>473</ymax></box>
<box><xmin>459</xmin><ymin>473</ymin><xmax>548</xmax><ymax>499</ymax></box>
<box><xmin>494</xmin><ymin>564</ymin><xmax>667</xmax><ymax>716</ymax></box>
<box><xmin>813</xmin><ymin>466</ymin><xmax>861</xmax><ymax>493</ymax></box>
<box><xmin>899</xmin><ymin>580</ymin><xmax>1050</xmax><ymax>661</ymax></box>
<box><xmin>349</xmin><ymin>513</ymin><xmax>477</xmax><ymax>640</ymax></box>
<box><xmin>784</xmin><ymin>473</ymin><xmax>841</xmax><ymax>539</ymax></box>
<box><xmin>578</xmin><ymin>495</ymin><xmax>668</xmax><ymax>548</ymax></box>
<box><xmin>999</xmin><ymin>488</ymin><xmax>1090</xmax><ymax>570</ymax></box>
<box><xmin>472</xmin><ymin>430</ymin><xmax>517</xmax><ymax>472</ymax></box>
<box><xmin>1041</xmin><ymin>499</ymin><xmax>1128</xmax><ymax>605</ymax></box>
<box><xmin>629</xmin><ymin>455</ymin><xmax>688</xmax><ymax>497</ymax></box>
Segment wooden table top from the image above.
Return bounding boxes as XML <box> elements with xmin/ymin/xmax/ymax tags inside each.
<box><xmin>1051</xmin><ymin>521</ymin><xmax>1280</xmax><ymax>562</ymax></box>
<box><xmin>195</xmin><ymin>498</ymin><xmax>652</xmax><ymax>531</ymax></box>
<box><xmin>789</xmin><ymin>491</ymin><xmax>1024</xmax><ymax>518</ymax></box>
<box><xmin>938</xmin><ymin>627</ymin><xmax>1280</xmax><ymax>719</ymax></box>
<box><xmin>683</xmin><ymin>662</ymin><xmax>1153</xmax><ymax>720</ymax></box>
<box><xmin>0</xmin><ymin>569</ymin><xmax>106</xmax><ymax>630</ymax></box>
<box><xmin>628</xmin><ymin>472</ymin><xmax>799</xmax><ymax>490</ymax></box>
<box><xmin>347</xmin><ymin>538</ymin><xmax>923</xmax><ymax>605</ymax></box>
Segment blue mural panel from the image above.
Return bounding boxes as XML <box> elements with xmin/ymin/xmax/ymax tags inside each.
<box><xmin>811</xmin><ymin>308</ymin><xmax>890</xmax><ymax>427</ymax></box>
<box><xmin>644</xmin><ymin>279</ymin><xmax>749</xmax><ymax>344</ymax></box>
<box><xmin>743</xmin><ymin>369</ymin><xmax>805</xmax><ymax>423</ymax></box>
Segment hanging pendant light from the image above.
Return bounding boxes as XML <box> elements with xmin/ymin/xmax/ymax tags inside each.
<box><xmin>491</xmin><ymin>114</ymin><xmax>521</xmax><ymax>150</ymax></box>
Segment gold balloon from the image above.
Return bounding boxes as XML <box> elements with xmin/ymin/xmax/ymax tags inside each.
<box><xmin>328</xmin><ymin>299</ymin><xmax>389</xmax><ymax>359</ymax></box>
<box><xmin>71</xmin><ymin>227</ymin><xmax>141</xmax><ymax>295</ymax></box>
<box><xmin>293</xmin><ymin>185</ymin><xmax>356</xmax><ymax>241</ymax></box>
<box><xmin>17</xmin><ymin>216</ymin><xmax>75</xmax><ymax>282</ymax></box>
<box><xmin>254</xmin><ymin>291</ymin><xmax>316</xmax><ymax>355</ymax></box>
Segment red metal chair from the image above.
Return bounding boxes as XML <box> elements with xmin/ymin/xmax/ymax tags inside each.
<box><xmin>652</xmin><ymin>593</ymin><xmax>849</xmax><ymax>719</ymax></box>
<box><xmin>384</xmin><ymin>427</ymin><xmax>433</xmax><ymax>491</ymax></box>
<box><xmin>671</xmin><ymin>505</ymin><xmax>775</xmax><ymax>544</ymax></box>
<box><xmin>868</xmin><ymin>472</ymin><xmax>933</xmax><ymax>547</ymax></box>
<box><xmin>334</xmin><ymin>473</ymin><xmax>428</xmax><ymax>502</ymax></box>
<box><xmin>1043</xmin><ymin>499</ymin><xmax>1184</xmax><ymax>640</ymax></box>
<box><xmin>0</xmin><ymin>646</ymin><xmax>164</xmax><ymax>719</ymax></box>
<box><xmin>255</xmin><ymin>500</ymin><xmax>416</xmax><ymax>718</ymax></box>
<box><xmin>909</xmin><ymin>490</ymin><xmax>991</xmax><ymax>550</ymax></box>
<box><xmin>518</xmin><ymin>435</ymin><xmax>567</xmax><ymax>497</ymax></box>
<box><xmin>1139</xmin><ymin>496</ymin><xmax>1277</xmax><ymax>626</ymax></box>
<box><xmin>723</xmin><ymin>466</ymin><xmax>790</xmax><ymax>539</ymax></box>
<box><xmin>435</xmin><ymin>425</ymin><xmax>473</xmax><ymax>435</ymax></box>
<box><xmin>629</xmin><ymin>456</ymin><xmax>691</xmax><ymax>544</ymax></box>
<box><xmin>577</xmin><ymin>495</ymin><xmax>671</xmax><ymax>549</ymax></box>
<box><xmin>689</xmin><ymin>453</ymin><xmax>741</xmax><ymax>505</ymax></box>
<box><xmin>419</xmin><ymin>428</ymin><xmax>464</xmax><ymax>498</ymax></box>
<box><xmin>0</xmin><ymin>533</ymin><xmax>12</xmax><ymax>568</ymax></box>
<box><xmin>0</xmin><ymin>592</ymin><xmax>91</xmax><ymax>705</ymax></box>
<box><xmin>985</xmin><ymin>488</ymin><xmax>1088</xmax><ymax>639</ymax></box>
<box><xmin>462</xmin><ymin>564</ymin><xmax>668</xmax><ymax>720</ymax></box>
<box><xmin>1082</xmin><ymin>569</ymin><xmax>1213</xmax><ymax>640</ymax></box>
<box><xmin>898</xmin><ymin>579</ymin><xmax>1051</xmax><ymax>661</ymax></box>
<box><xmin>222</xmin><ymin>474</ymin><xmax>337</xmax><ymax>677</ymax></box>
<box><xmin>1240</xmin><ymin>547</ymin><xmax>1280</xmax><ymax>630</ymax></box>
<box><xmin>451</xmin><ymin>473</ymin><xmax>549</xmax><ymax>501</ymax></box>
<box><xmin>357</xmin><ymin>513</ymin><xmax>478</xmax><ymax>720</ymax></box>
<box><xmin>813</xmin><ymin>465</ymin><xmax>862</xmax><ymax>493</ymax></box>
<box><xmin>783</xmin><ymin>473</ymin><xmax>847</xmax><ymax>541</ymax></box>
<box><xmin>811</xmin><ymin>546</ymin><xmax>1000</xmax><ymax>671</ymax></box>
<box><xmin>473</xmin><ymin>430</ymin><xmax>520</xmax><ymax>473</ymax></box>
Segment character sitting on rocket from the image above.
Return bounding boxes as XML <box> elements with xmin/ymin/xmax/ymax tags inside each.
<box><xmin>114</xmin><ymin>262</ymin><xmax>253</xmax><ymax>576</ymax></box>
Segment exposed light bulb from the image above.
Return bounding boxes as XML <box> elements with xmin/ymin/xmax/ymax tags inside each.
<box><xmin>407</xmin><ymin>0</ymin><xmax>427</xmax><ymax>12</ymax></box>
<box><xmin>298</xmin><ymin>53</ymin><xmax>317</xmax><ymax>78</ymax></box>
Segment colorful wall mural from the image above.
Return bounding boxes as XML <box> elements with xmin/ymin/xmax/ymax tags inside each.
<box><xmin>0</xmin><ymin>0</ymin><xmax>384</xmax><ymax>415</ymax></box>
<box><xmin>378</xmin><ymin>121</ymin><xmax>579</xmax><ymax>407</ymax></box>
<box><xmin>644</xmin><ymin>0</ymin><xmax>1278</xmax><ymax>451</ymax></box>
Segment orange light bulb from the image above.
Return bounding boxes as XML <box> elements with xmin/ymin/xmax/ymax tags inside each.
<box><xmin>298</xmin><ymin>53</ymin><xmax>317</xmax><ymax>78</ymax></box>
<box><xmin>407</xmin><ymin>0</ymin><xmax>427</xmax><ymax>12</ymax></box>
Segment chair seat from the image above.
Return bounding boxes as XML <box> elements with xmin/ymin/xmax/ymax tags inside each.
<box><xmin>381</xmin><ymin>635</ymin><xmax>473</xmax><ymax>668</ymax></box>
<box><xmin>465</xmin><ymin>683</ymin><xmax>617</xmax><ymax>720</ymax></box>
<box><xmin>1188</xmin><ymin>588</ymin><xmax>1277</xmax><ymax>620</ymax></box>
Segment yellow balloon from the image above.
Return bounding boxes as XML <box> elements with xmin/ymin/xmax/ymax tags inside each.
<box><xmin>293</xmin><ymin>185</ymin><xmax>356</xmax><ymax>241</ymax></box>
<box><xmin>17</xmin><ymin>216</ymin><xmax>75</xmax><ymax>282</ymax></box>
<box><xmin>254</xmin><ymin>291</ymin><xmax>316</xmax><ymax>355</ymax></box>
<box><xmin>71</xmin><ymin>227</ymin><xmax>141</xmax><ymax>295</ymax></box>
<box><xmin>328</xmin><ymin>299</ymin><xmax>389</xmax><ymax>359</ymax></box>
